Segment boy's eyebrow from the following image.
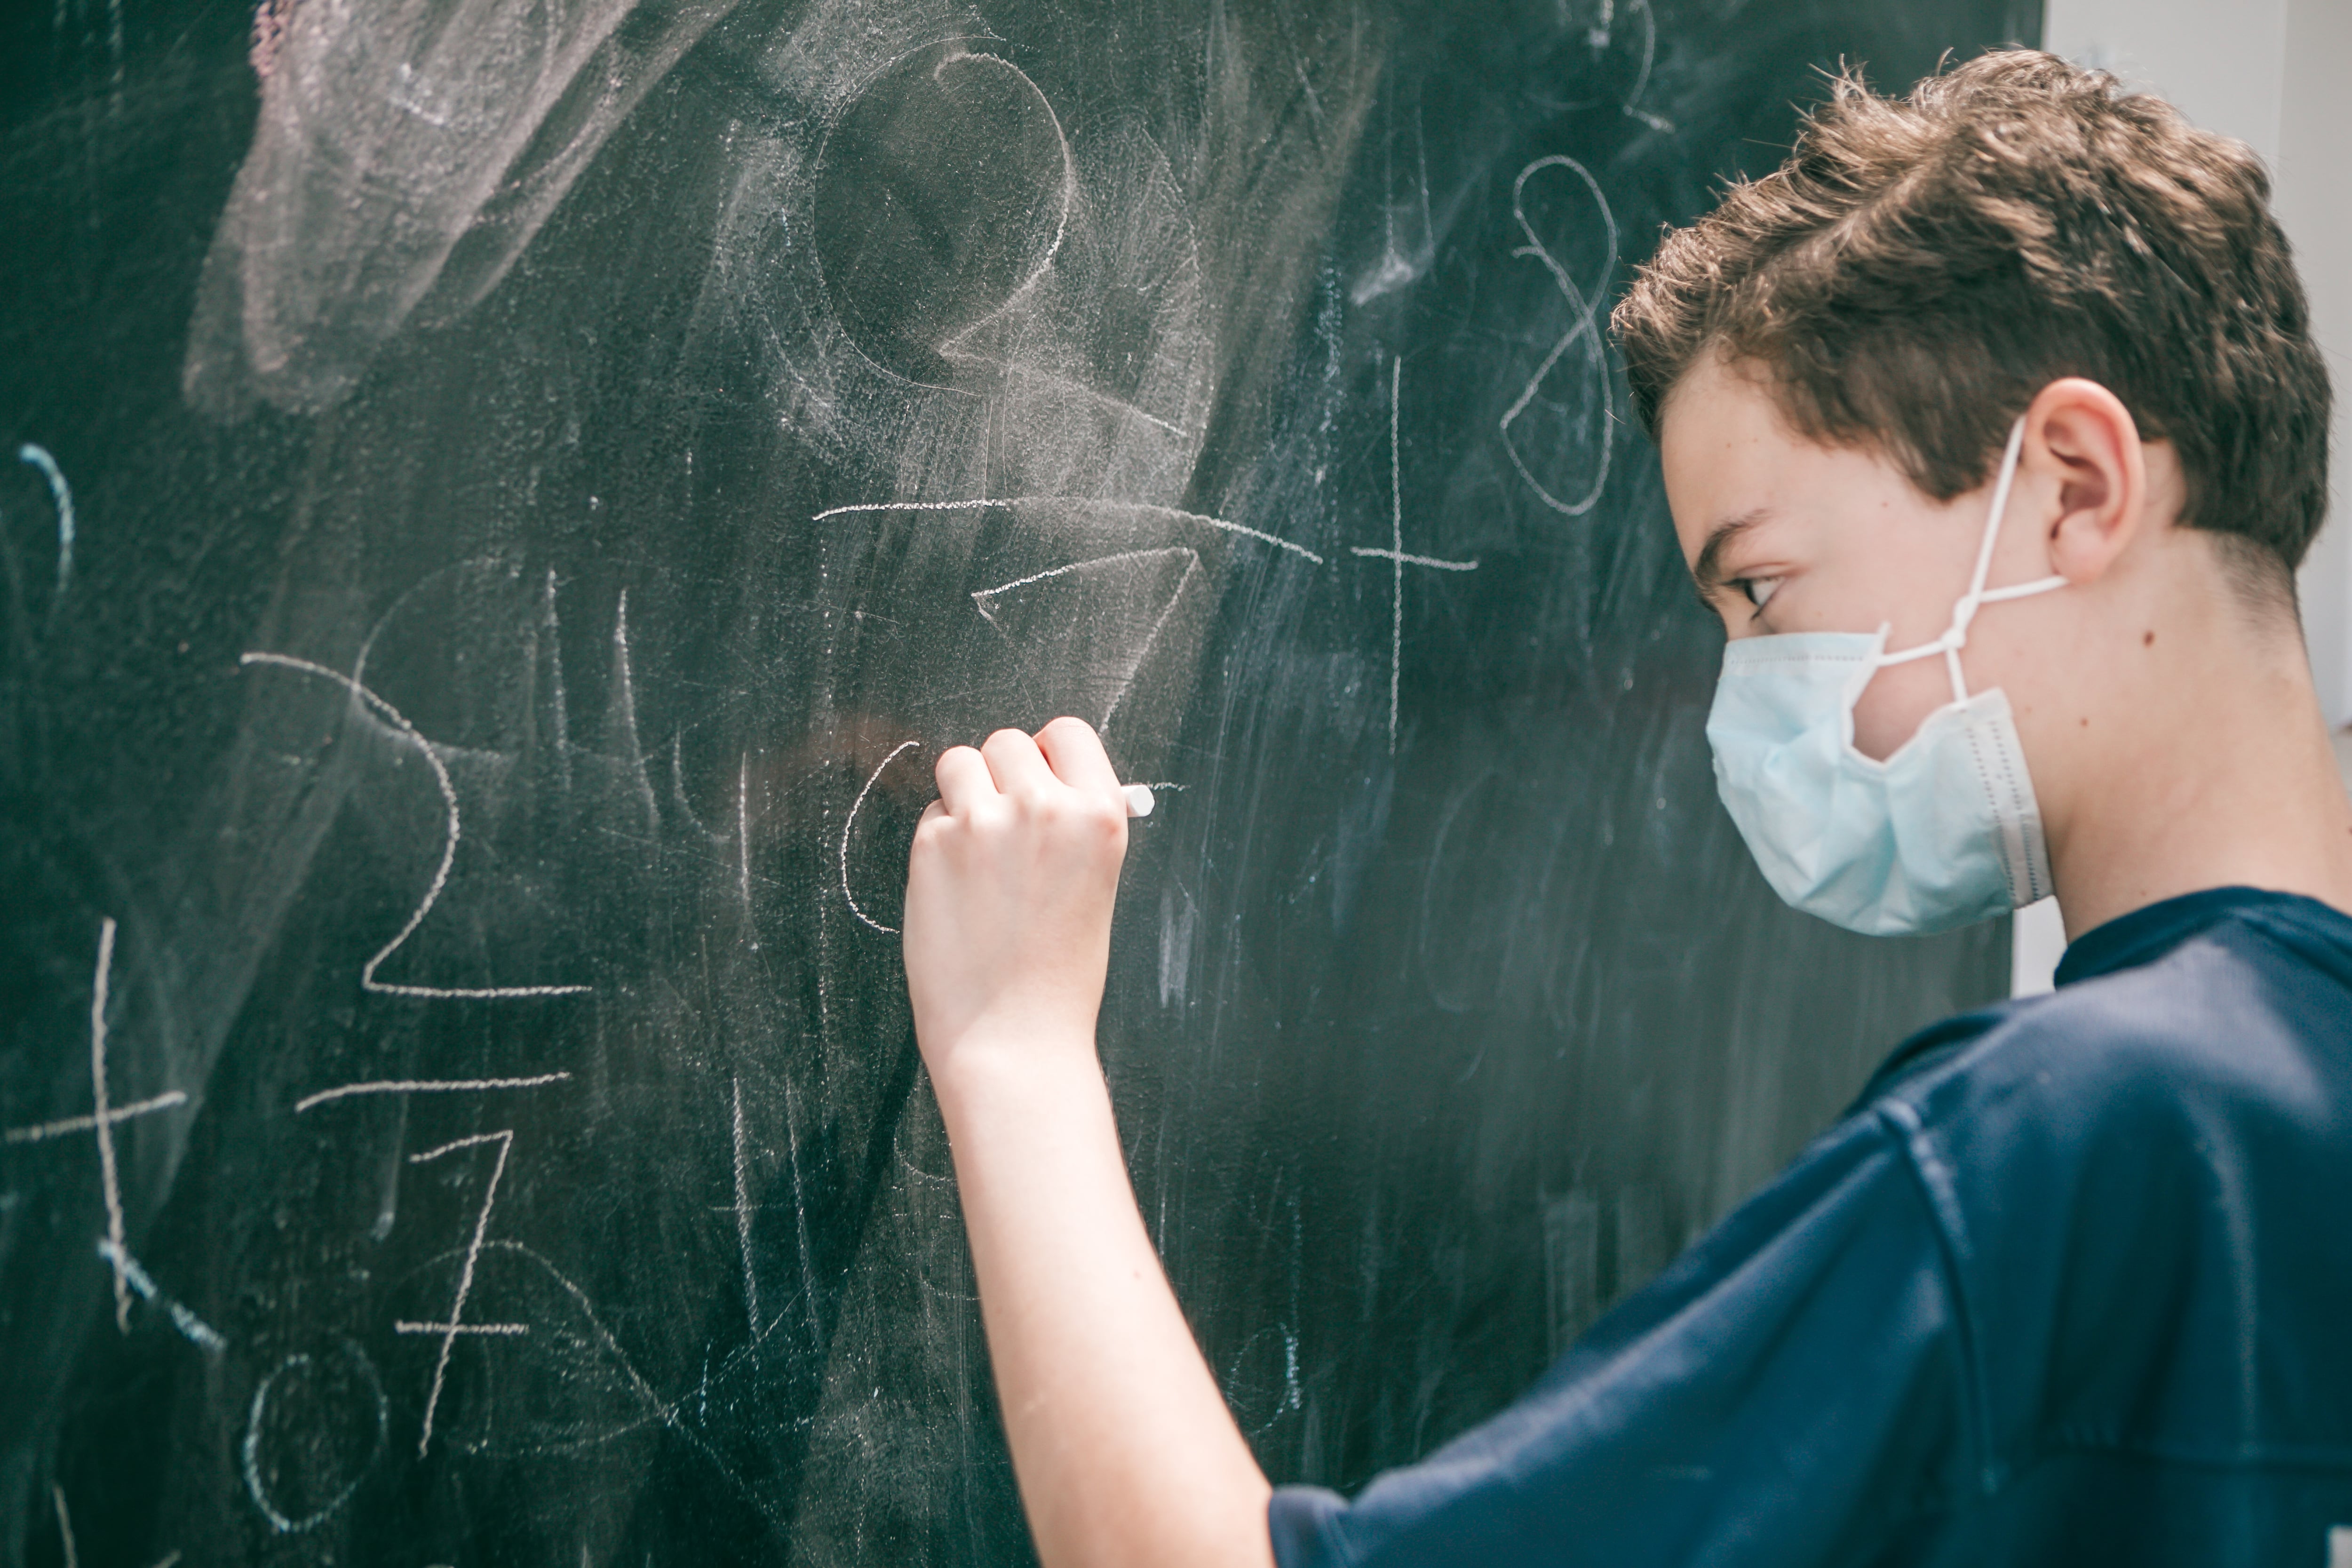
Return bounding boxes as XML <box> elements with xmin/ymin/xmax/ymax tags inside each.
<box><xmin>1688</xmin><ymin>509</ymin><xmax>1773</xmax><ymax>601</ymax></box>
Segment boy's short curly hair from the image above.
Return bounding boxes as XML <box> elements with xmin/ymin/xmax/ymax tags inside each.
<box><xmin>1612</xmin><ymin>49</ymin><xmax>2331</xmax><ymax>592</ymax></box>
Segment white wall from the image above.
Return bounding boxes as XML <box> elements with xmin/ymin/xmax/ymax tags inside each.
<box><xmin>2007</xmin><ymin>0</ymin><xmax>2351</xmax><ymax>997</ymax></box>
<box><xmin>2044</xmin><ymin>0</ymin><xmax>2290</xmax><ymax>157</ymax></box>
<box><xmin>2279</xmin><ymin>0</ymin><xmax>2352</xmax><ymax>726</ymax></box>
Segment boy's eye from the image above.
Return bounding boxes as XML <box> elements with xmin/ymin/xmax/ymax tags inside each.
<box><xmin>1735</xmin><ymin>576</ymin><xmax>1781</xmax><ymax>610</ymax></box>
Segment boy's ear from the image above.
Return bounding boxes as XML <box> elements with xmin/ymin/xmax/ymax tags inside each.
<box><xmin>2025</xmin><ymin>378</ymin><xmax>2147</xmax><ymax>585</ymax></box>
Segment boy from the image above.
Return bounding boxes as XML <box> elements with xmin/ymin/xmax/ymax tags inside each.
<box><xmin>898</xmin><ymin>50</ymin><xmax>2352</xmax><ymax>1567</ymax></box>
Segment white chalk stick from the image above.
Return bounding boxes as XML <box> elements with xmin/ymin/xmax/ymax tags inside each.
<box><xmin>1123</xmin><ymin>783</ymin><xmax>1156</xmax><ymax>818</ymax></box>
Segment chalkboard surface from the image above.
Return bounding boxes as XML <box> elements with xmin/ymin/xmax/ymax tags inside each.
<box><xmin>2</xmin><ymin>0</ymin><xmax>2031</xmax><ymax>1562</ymax></box>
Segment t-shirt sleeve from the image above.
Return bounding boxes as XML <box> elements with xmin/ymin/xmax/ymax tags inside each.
<box><xmin>1266</xmin><ymin>1111</ymin><xmax>1972</xmax><ymax>1568</ymax></box>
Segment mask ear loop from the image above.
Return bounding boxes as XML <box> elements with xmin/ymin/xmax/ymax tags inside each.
<box><xmin>1874</xmin><ymin>416</ymin><xmax>2067</xmax><ymax>703</ymax></box>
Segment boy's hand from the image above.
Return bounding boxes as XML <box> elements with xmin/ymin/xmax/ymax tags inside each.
<box><xmin>903</xmin><ymin>717</ymin><xmax>1130</xmax><ymax>1090</ymax></box>
<box><xmin>898</xmin><ymin>717</ymin><xmax>1272</xmax><ymax>1568</ymax></box>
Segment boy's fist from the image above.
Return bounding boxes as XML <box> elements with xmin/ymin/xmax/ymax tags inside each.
<box><xmin>902</xmin><ymin>717</ymin><xmax>1130</xmax><ymax>1088</ymax></box>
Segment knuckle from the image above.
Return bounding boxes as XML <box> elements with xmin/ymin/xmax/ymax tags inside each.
<box><xmin>1073</xmin><ymin>796</ymin><xmax>1124</xmax><ymax>839</ymax></box>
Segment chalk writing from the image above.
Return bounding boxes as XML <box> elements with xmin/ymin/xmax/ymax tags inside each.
<box><xmin>1225</xmin><ymin>1322</ymin><xmax>1304</xmax><ymax>1437</ymax></box>
<box><xmin>242</xmin><ymin>652</ymin><xmax>592</xmax><ymax>998</ymax></box>
<box><xmin>816</xmin><ymin>43</ymin><xmax>1079</xmax><ymax>384</ymax></box>
<box><xmin>929</xmin><ymin>52</ymin><xmax>1077</xmax><ymax>366</ymax></box>
<box><xmin>95</xmin><ymin>1239</ymin><xmax>226</xmax><ymax>1353</ymax></box>
<box><xmin>1498</xmin><ymin>155</ymin><xmax>1618</xmax><ymax>517</ymax></box>
<box><xmin>1352</xmin><ymin>359</ymin><xmax>1479</xmax><ymax>750</ymax></box>
<box><xmin>841</xmin><ymin>740</ymin><xmax>920</xmax><ymax>934</ymax></box>
<box><xmin>5</xmin><ymin>1090</ymin><xmax>185</xmax><ymax>1143</ymax></box>
<box><xmin>607</xmin><ymin>590</ymin><xmax>661</xmax><ymax>824</ymax></box>
<box><xmin>812</xmin><ymin>496</ymin><xmax>1323</xmax><ymax>565</ymax></box>
<box><xmin>241</xmin><ymin>1345</ymin><xmax>388</xmax><ymax>1533</ymax></box>
<box><xmin>1602</xmin><ymin>0</ymin><xmax>1669</xmax><ymax>129</ymax></box>
<box><xmin>86</xmin><ymin>919</ymin><xmax>132</xmax><ymax>1329</ymax></box>
<box><xmin>293</xmin><ymin>1074</ymin><xmax>572</xmax><ymax>1114</ymax></box>
<box><xmin>399</xmin><ymin>1131</ymin><xmax>529</xmax><ymax>1455</ymax></box>
<box><xmin>17</xmin><ymin>443</ymin><xmax>73</xmax><ymax>598</ymax></box>
<box><xmin>1531</xmin><ymin>0</ymin><xmax>1672</xmax><ymax>130</ymax></box>
<box><xmin>970</xmin><ymin>547</ymin><xmax>1204</xmax><ymax>724</ymax></box>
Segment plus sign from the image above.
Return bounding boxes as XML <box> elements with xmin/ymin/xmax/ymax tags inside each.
<box><xmin>1352</xmin><ymin>356</ymin><xmax>1478</xmax><ymax>752</ymax></box>
<box><xmin>2</xmin><ymin>918</ymin><xmax>187</xmax><ymax>1331</ymax></box>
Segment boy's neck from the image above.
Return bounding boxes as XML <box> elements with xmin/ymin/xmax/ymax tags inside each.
<box><xmin>2042</xmin><ymin>604</ymin><xmax>2352</xmax><ymax>940</ymax></box>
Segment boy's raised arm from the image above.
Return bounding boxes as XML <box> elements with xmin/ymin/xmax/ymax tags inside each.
<box><xmin>902</xmin><ymin>716</ymin><xmax>1276</xmax><ymax>1568</ymax></box>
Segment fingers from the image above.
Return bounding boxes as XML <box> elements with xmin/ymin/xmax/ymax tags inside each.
<box><xmin>936</xmin><ymin>721</ymin><xmax>1122</xmax><ymax>812</ymax></box>
<box><xmin>980</xmin><ymin>727</ymin><xmax>1057</xmax><ymax>800</ymax></box>
<box><xmin>935</xmin><ymin>745</ymin><xmax>994</xmax><ymax>815</ymax></box>
<box><xmin>1033</xmin><ymin>716</ymin><xmax>1122</xmax><ymax>799</ymax></box>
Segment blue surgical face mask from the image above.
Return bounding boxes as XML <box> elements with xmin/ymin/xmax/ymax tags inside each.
<box><xmin>1705</xmin><ymin>417</ymin><xmax>2066</xmax><ymax>937</ymax></box>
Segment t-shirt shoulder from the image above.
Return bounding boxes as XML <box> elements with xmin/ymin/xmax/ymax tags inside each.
<box><xmin>1885</xmin><ymin>902</ymin><xmax>2352</xmax><ymax>1150</ymax></box>
<box><xmin>1867</xmin><ymin>898</ymin><xmax>2352</xmax><ymax>1477</ymax></box>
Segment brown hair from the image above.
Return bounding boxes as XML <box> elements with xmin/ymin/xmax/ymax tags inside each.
<box><xmin>1612</xmin><ymin>49</ymin><xmax>2331</xmax><ymax>590</ymax></box>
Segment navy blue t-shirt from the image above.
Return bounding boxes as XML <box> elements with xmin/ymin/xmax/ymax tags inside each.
<box><xmin>1268</xmin><ymin>888</ymin><xmax>2352</xmax><ymax>1566</ymax></box>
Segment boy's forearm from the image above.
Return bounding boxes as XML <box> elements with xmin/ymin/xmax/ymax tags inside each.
<box><xmin>934</xmin><ymin>1036</ymin><xmax>1275</xmax><ymax>1568</ymax></box>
